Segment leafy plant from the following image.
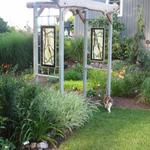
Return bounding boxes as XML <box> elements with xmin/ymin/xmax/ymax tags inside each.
<box><xmin>0</xmin><ymin>138</ymin><xmax>15</xmax><ymax>150</ymax></box>
<box><xmin>111</xmin><ymin>71</ymin><xmax>147</xmax><ymax>97</ymax></box>
<box><xmin>0</xmin><ymin>76</ymin><xmax>63</xmax><ymax>148</ymax></box>
<box><xmin>137</xmin><ymin>49</ymin><xmax>150</xmax><ymax>71</ymax></box>
<box><xmin>129</xmin><ymin>6</ymin><xmax>145</xmax><ymax>64</ymax></box>
<box><xmin>112</xmin><ymin>60</ymin><xmax>127</xmax><ymax>71</ymax></box>
<box><xmin>64</xmin><ymin>37</ymin><xmax>83</xmax><ymax>62</ymax></box>
<box><xmin>88</xmin><ymin>69</ymin><xmax>107</xmax><ymax>94</ymax></box>
<box><xmin>65</xmin><ymin>63</ymin><xmax>82</xmax><ymax>81</ymax></box>
<box><xmin>139</xmin><ymin>77</ymin><xmax>150</xmax><ymax>103</ymax></box>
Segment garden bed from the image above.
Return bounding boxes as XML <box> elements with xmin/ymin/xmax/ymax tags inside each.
<box><xmin>113</xmin><ymin>97</ymin><xmax>150</xmax><ymax>109</ymax></box>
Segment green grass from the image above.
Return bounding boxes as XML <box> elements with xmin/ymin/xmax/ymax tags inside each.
<box><xmin>60</xmin><ymin>108</ymin><xmax>150</xmax><ymax>150</ymax></box>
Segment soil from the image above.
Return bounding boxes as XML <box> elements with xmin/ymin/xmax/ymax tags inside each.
<box><xmin>113</xmin><ymin>97</ymin><xmax>150</xmax><ymax>110</ymax></box>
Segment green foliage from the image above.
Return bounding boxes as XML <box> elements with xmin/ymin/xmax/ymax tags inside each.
<box><xmin>0</xmin><ymin>17</ymin><xmax>9</xmax><ymax>33</ymax></box>
<box><xmin>13</xmin><ymin>84</ymin><xmax>61</xmax><ymax>146</ymax></box>
<box><xmin>37</xmin><ymin>90</ymin><xmax>97</xmax><ymax>131</ymax></box>
<box><xmin>0</xmin><ymin>75</ymin><xmax>96</xmax><ymax>148</ymax></box>
<box><xmin>119</xmin><ymin>37</ymin><xmax>134</xmax><ymax>60</ymax></box>
<box><xmin>0</xmin><ymin>76</ymin><xmax>25</xmax><ymax>118</ymax></box>
<box><xmin>88</xmin><ymin>69</ymin><xmax>107</xmax><ymax>96</ymax></box>
<box><xmin>71</xmin><ymin>37</ymin><xmax>83</xmax><ymax>62</ymax></box>
<box><xmin>129</xmin><ymin>6</ymin><xmax>145</xmax><ymax>64</ymax></box>
<box><xmin>0</xmin><ymin>76</ymin><xmax>61</xmax><ymax>147</ymax></box>
<box><xmin>112</xmin><ymin>15</ymin><xmax>126</xmax><ymax>59</ymax></box>
<box><xmin>112</xmin><ymin>60</ymin><xmax>127</xmax><ymax>71</ymax></box>
<box><xmin>64</xmin><ymin>38</ymin><xmax>72</xmax><ymax>60</ymax></box>
<box><xmin>55</xmin><ymin>80</ymin><xmax>96</xmax><ymax>93</ymax></box>
<box><xmin>64</xmin><ymin>37</ymin><xmax>83</xmax><ymax>62</ymax></box>
<box><xmin>0</xmin><ymin>137</ymin><xmax>16</xmax><ymax>150</ymax></box>
<box><xmin>53</xmin><ymin>80</ymin><xmax>83</xmax><ymax>91</ymax></box>
<box><xmin>139</xmin><ymin>77</ymin><xmax>150</xmax><ymax>103</ymax></box>
<box><xmin>87</xmin><ymin>89</ymin><xmax>97</xmax><ymax>97</ymax></box>
<box><xmin>111</xmin><ymin>71</ymin><xmax>147</xmax><ymax>97</ymax></box>
<box><xmin>137</xmin><ymin>49</ymin><xmax>150</xmax><ymax>71</ymax></box>
<box><xmin>65</xmin><ymin>63</ymin><xmax>82</xmax><ymax>80</ymax></box>
<box><xmin>89</xmin><ymin>14</ymin><xmax>125</xmax><ymax>60</ymax></box>
<box><xmin>0</xmin><ymin>31</ymin><xmax>33</xmax><ymax>71</ymax></box>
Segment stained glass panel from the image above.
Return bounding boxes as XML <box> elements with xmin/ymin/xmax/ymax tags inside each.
<box><xmin>41</xmin><ymin>26</ymin><xmax>55</xmax><ymax>67</ymax></box>
<box><xmin>91</xmin><ymin>28</ymin><xmax>104</xmax><ymax>61</ymax></box>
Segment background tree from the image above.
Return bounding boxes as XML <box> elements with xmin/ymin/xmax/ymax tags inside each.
<box><xmin>0</xmin><ymin>17</ymin><xmax>9</xmax><ymax>33</ymax></box>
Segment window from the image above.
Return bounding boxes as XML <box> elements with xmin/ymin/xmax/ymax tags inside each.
<box><xmin>106</xmin><ymin>0</ymin><xmax>123</xmax><ymax>17</ymax></box>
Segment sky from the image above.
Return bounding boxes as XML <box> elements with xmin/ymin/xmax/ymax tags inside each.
<box><xmin>0</xmin><ymin>0</ymin><xmax>72</xmax><ymax>30</ymax></box>
<box><xmin>0</xmin><ymin>0</ymin><xmax>34</xmax><ymax>29</ymax></box>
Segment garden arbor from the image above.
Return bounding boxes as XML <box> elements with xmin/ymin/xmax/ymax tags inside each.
<box><xmin>27</xmin><ymin>0</ymin><xmax>118</xmax><ymax>97</ymax></box>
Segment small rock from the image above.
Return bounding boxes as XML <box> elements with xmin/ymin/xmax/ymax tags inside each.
<box><xmin>37</xmin><ymin>141</ymin><xmax>49</xmax><ymax>149</ymax></box>
<box><xmin>30</xmin><ymin>142</ymin><xmax>37</xmax><ymax>149</ymax></box>
<box><xmin>23</xmin><ymin>141</ymin><xmax>30</xmax><ymax>145</ymax></box>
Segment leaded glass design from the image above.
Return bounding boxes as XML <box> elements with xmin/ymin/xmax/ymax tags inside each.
<box><xmin>91</xmin><ymin>28</ymin><xmax>104</xmax><ymax>61</ymax></box>
<box><xmin>41</xmin><ymin>26</ymin><xmax>55</xmax><ymax>67</ymax></box>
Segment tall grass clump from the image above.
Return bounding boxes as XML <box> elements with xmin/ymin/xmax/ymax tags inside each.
<box><xmin>0</xmin><ymin>31</ymin><xmax>33</xmax><ymax>70</ymax></box>
<box><xmin>37</xmin><ymin>90</ymin><xmax>97</xmax><ymax>131</ymax></box>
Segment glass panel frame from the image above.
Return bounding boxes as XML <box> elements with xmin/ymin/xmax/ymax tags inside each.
<box><xmin>41</xmin><ymin>26</ymin><xmax>56</xmax><ymax>67</ymax></box>
<box><xmin>91</xmin><ymin>28</ymin><xmax>104</xmax><ymax>61</ymax></box>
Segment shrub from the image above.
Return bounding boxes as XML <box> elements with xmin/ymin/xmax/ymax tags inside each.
<box><xmin>0</xmin><ymin>76</ymin><xmax>61</xmax><ymax>147</ymax></box>
<box><xmin>112</xmin><ymin>60</ymin><xmax>127</xmax><ymax>71</ymax></box>
<box><xmin>128</xmin><ymin>6</ymin><xmax>145</xmax><ymax>64</ymax></box>
<box><xmin>111</xmin><ymin>78</ymin><xmax>125</xmax><ymax>96</ymax></box>
<box><xmin>139</xmin><ymin>77</ymin><xmax>150</xmax><ymax>103</ymax></box>
<box><xmin>65</xmin><ymin>63</ymin><xmax>82</xmax><ymax>80</ymax></box>
<box><xmin>0</xmin><ymin>75</ymin><xmax>96</xmax><ymax>148</ymax></box>
<box><xmin>88</xmin><ymin>69</ymin><xmax>107</xmax><ymax>96</ymax></box>
<box><xmin>0</xmin><ymin>31</ymin><xmax>33</xmax><ymax>71</ymax></box>
<box><xmin>111</xmin><ymin>71</ymin><xmax>147</xmax><ymax>97</ymax></box>
<box><xmin>137</xmin><ymin>49</ymin><xmax>150</xmax><ymax>71</ymax></box>
<box><xmin>0</xmin><ymin>75</ymin><xmax>25</xmax><ymax>118</ymax></box>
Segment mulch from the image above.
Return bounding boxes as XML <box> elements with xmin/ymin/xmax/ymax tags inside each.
<box><xmin>89</xmin><ymin>96</ymin><xmax>150</xmax><ymax>110</ymax></box>
<box><xmin>113</xmin><ymin>97</ymin><xmax>150</xmax><ymax>110</ymax></box>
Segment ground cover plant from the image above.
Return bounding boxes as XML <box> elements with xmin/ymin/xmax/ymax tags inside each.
<box><xmin>60</xmin><ymin>108</ymin><xmax>150</xmax><ymax>150</ymax></box>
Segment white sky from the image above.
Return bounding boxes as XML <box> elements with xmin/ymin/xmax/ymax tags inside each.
<box><xmin>0</xmin><ymin>0</ymin><xmax>72</xmax><ymax>29</ymax></box>
<box><xmin>0</xmin><ymin>0</ymin><xmax>33</xmax><ymax>29</ymax></box>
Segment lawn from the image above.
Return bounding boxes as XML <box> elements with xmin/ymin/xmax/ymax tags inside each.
<box><xmin>60</xmin><ymin>107</ymin><xmax>150</xmax><ymax>150</ymax></box>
